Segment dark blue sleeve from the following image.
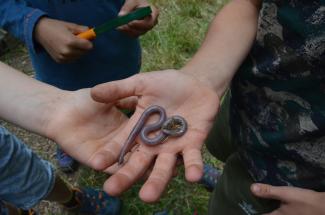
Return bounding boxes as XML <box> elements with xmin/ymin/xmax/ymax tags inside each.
<box><xmin>0</xmin><ymin>1</ymin><xmax>47</xmax><ymax>53</ymax></box>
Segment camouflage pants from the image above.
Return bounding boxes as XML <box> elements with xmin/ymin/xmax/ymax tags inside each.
<box><xmin>206</xmin><ymin>92</ymin><xmax>279</xmax><ymax>215</ymax></box>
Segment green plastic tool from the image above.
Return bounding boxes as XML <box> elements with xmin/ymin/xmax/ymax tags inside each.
<box><xmin>77</xmin><ymin>6</ymin><xmax>152</xmax><ymax>40</ymax></box>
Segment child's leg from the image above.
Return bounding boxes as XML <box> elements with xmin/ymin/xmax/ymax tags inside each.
<box><xmin>0</xmin><ymin>126</ymin><xmax>121</xmax><ymax>215</ymax></box>
<box><xmin>208</xmin><ymin>153</ymin><xmax>280</xmax><ymax>215</ymax></box>
<box><xmin>0</xmin><ymin>126</ymin><xmax>55</xmax><ymax>211</ymax></box>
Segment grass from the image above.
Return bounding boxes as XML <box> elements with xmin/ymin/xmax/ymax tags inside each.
<box><xmin>141</xmin><ymin>0</ymin><xmax>226</xmax><ymax>71</ymax></box>
<box><xmin>0</xmin><ymin>0</ymin><xmax>228</xmax><ymax>214</ymax></box>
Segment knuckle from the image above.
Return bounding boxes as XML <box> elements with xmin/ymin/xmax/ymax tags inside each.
<box><xmin>66</xmin><ymin>39</ymin><xmax>75</xmax><ymax>47</ymax></box>
<box><xmin>60</xmin><ymin>47</ymin><xmax>71</xmax><ymax>56</ymax></box>
<box><xmin>56</xmin><ymin>54</ymin><xmax>68</xmax><ymax>62</ymax></box>
<box><xmin>55</xmin><ymin>56</ymin><xmax>64</xmax><ymax>63</ymax></box>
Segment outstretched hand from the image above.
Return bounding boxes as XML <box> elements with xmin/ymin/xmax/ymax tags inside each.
<box><xmin>91</xmin><ymin>70</ymin><xmax>220</xmax><ymax>202</ymax></box>
<box><xmin>44</xmin><ymin>89</ymin><xmax>130</xmax><ymax>171</ymax></box>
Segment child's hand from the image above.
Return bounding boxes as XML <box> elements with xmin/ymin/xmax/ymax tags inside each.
<box><xmin>117</xmin><ymin>0</ymin><xmax>159</xmax><ymax>37</ymax></box>
<box><xmin>34</xmin><ymin>17</ymin><xmax>93</xmax><ymax>63</ymax></box>
<box><xmin>251</xmin><ymin>183</ymin><xmax>325</xmax><ymax>215</ymax></box>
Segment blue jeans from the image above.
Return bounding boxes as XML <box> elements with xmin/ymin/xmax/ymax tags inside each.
<box><xmin>0</xmin><ymin>126</ymin><xmax>55</xmax><ymax>214</ymax></box>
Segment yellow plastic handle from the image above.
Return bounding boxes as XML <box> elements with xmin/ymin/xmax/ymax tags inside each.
<box><xmin>77</xmin><ymin>28</ymin><xmax>96</xmax><ymax>40</ymax></box>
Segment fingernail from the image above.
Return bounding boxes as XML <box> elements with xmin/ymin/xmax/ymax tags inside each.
<box><xmin>252</xmin><ymin>184</ymin><xmax>261</xmax><ymax>193</ymax></box>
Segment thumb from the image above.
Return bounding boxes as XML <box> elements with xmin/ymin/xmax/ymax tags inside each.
<box><xmin>119</xmin><ymin>1</ymin><xmax>135</xmax><ymax>16</ymax></box>
<box><xmin>65</xmin><ymin>22</ymin><xmax>90</xmax><ymax>34</ymax></box>
<box><xmin>91</xmin><ymin>74</ymin><xmax>143</xmax><ymax>104</ymax></box>
<box><xmin>251</xmin><ymin>184</ymin><xmax>287</xmax><ymax>201</ymax></box>
<box><xmin>252</xmin><ymin>183</ymin><xmax>320</xmax><ymax>204</ymax></box>
<box><xmin>119</xmin><ymin>0</ymin><xmax>148</xmax><ymax>16</ymax></box>
<box><xmin>116</xmin><ymin>96</ymin><xmax>138</xmax><ymax>110</ymax></box>
<box><xmin>251</xmin><ymin>183</ymin><xmax>306</xmax><ymax>203</ymax></box>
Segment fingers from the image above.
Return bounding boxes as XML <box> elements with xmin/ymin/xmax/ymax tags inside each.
<box><xmin>119</xmin><ymin>0</ymin><xmax>149</xmax><ymax>16</ymax></box>
<box><xmin>251</xmin><ymin>184</ymin><xmax>285</xmax><ymax>201</ymax></box>
<box><xmin>91</xmin><ymin>74</ymin><xmax>144</xmax><ymax>104</ymax></box>
<box><xmin>88</xmin><ymin>139</ymin><xmax>125</xmax><ymax>171</ymax></box>
<box><xmin>55</xmin><ymin>45</ymin><xmax>92</xmax><ymax>63</ymax></box>
<box><xmin>139</xmin><ymin>153</ymin><xmax>177</xmax><ymax>203</ymax></box>
<box><xmin>65</xmin><ymin>22</ymin><xmax>93</xmax><ymax>50</ymax></box>
<box><xmin>65</xmin><ymin>22</ymin><xmax>89</xmax><ymax>34</ymax></box>
<box><xmin>118</xmin><ymin>25</ymin><xmax>145</xmax><ymax>37</ymax></box>
<box><xmin>251</xmin><ymin>183</ymin><xmax>316</xmax><ymax>203</ymax></box>
<box><xmin>34</xmin><ymin>17</ymin><xmax>94</xmax><ymax>63</ymax></box>
<box><xmin>118</xmin><ymin>5</ymin><xmax>159</xmax><ymax>37</ymax></box>
<box><xmin>116</xmin><ymin>96</ymin><xmax>138</xmax><ymax>110</ymax></box>
<box><xmin>183</xmin><ymin>147</ymin><xmax>203</xmax><ymax>182</ymax></box>
<box><xmin>69</xmin><ymin>38</ymin><xmax>93</xmax><ymax>51</ymax></box>
<box><xmin>103</xmin><ymin>150</ymin><xmax>154</xmax><ymax>196</ymax></box>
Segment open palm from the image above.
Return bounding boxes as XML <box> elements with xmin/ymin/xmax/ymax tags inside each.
<box><xmin>44</xmin><ymin>89</ymin><xmax>130</xmax><ymax>171</ymax></box>
<box><xmin>91</xmin><ymin>70</ymin><xmax>220</xmax><ymax>202</ymax></box>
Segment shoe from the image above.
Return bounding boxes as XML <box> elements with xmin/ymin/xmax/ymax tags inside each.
<box><xmin>56</xmin><ymin>146</ymin><xmax>78</xmax><ymax>173</ymax></box>
<box><xmin>68</xmin><ymin>188</ymin><xmax>122</xmax><ymax>215</ymax></box>
<box><xmin>199</xmin><ymin>164</ymin><xmax>222</xmax><ymax>191</ymax></box>
<box><xmin>20</xmin><ymin>209</ymin><xmax>38</xmax><ymax>215</ymax></box>
<box><xmin>0</xmin><ymin>201</ymin><xmax>38</xmax><ymax>215</ymax></box>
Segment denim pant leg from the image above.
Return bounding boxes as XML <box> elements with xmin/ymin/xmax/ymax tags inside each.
<box><xmin>0</xmin><ymin>201</ymin><xmax>9</xmax><ymax>215</ymax></box>
<box><xmin>0</xmin><ymin>126</ymin><xmax>55</xmax><ymax>210</ymax></box>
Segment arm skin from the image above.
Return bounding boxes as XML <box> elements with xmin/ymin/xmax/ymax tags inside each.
<box><xmin>0</xmin><ymin>61</ymin><xmax>64</xmax><ymax>135</ymax></box>
<box><xmin>90</xmin><ymin>0</ymin><xmax>262</xmax><ymax>202</ymax></box>
<box><xmin>183</xmin><ymin>0</ymin><xmax>262</xmax><ymax>97</ymax></box>
<box><xmin>0</xmin><ymin>61</ymin><xmax>131</xmax><ymax>172</ymax></box>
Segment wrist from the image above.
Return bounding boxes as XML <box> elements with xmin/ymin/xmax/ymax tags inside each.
<box><xmin>180</xmin><ymin>65</ymin><xmax>230</xmax><ymax>98</ymax></box>
<box><xmin>34</xmin><ymin>17</ymin><xmax>50</xmax><ymax>46</ymax></box>
<box><xmin>40</xmin><ymin>89</ymin><xmax>72</xmax><ymax>139</ymax></box>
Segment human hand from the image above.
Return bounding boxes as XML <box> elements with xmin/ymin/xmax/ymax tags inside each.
<box><xmin>251</xmin><ymin>183</ymin><xmax>325</xmax><ymax>215</ymax></box>
<box><xmin>91</xmin><ymin>70</ymin><xmax>220</xmax><ymax>202</ymax></box>
<box><xmin>44</xmin><ymin>89</ymin><xmax>131</xmax><ymax>171</ymax></box>
<box><xmin>117</xmin><ymin>0</ymin><xmax>159</xmax><ymax>37</ymax></box>
<box><xmin>34</xmin><ymin>17</ymin><xmax>93</xmax><ymax>63</ymax></box>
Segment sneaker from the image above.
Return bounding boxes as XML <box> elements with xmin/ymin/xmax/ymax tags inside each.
<box><xmin>0</xmin><ymin>201</ymin><xmax>38</xmax><ymax>215</ymax></box>
<box><xmin>199</xmin><ymin>164</ymin><xmax>222</xmax><ymax>191</ymax></box>
<box><xmin>67</xmin><ymin>188</ymin><xmax>122</xmax><ymax>215</ymax></box>
<box><xmin>20</xmin><ymin>209</ymin><xmax>38</xmax><ymax>215</ymax></box>
<box><xmin>56</xmin><ymin>146</ymin><xmax>78</xmax><ymax>173</ymax></box>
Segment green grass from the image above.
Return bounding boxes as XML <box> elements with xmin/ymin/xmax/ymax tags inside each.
<box><xmin>141</xmin><ymin>0</ymin><xmax>226</xmax><ymax>71</ymax></box>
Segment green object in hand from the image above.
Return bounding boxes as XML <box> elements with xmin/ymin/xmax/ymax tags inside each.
<box><xmin>77</xmin><ymin>6</ymin><xmax>152</xmax><ymax>40</ymax></box>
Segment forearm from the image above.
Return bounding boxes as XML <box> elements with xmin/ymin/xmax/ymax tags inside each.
<box><xmin>182</xmin><ymin>0</ymin><xmax>261</xmax><ymax>97</ymax></box>
<box><xmin>0</xmin><ymin>62</ymin><xmax>66</xmax><ymax>136</ymax></box>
